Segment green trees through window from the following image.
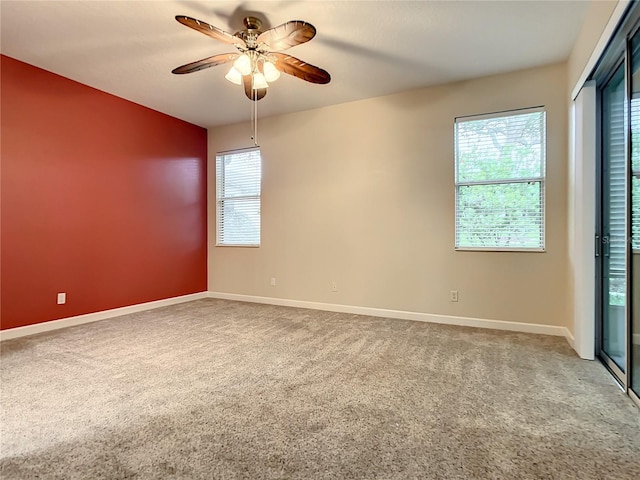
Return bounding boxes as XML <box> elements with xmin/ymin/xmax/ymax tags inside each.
<box><xmin>455</xmin><ymin>108</ymin><xmax>546</xmax><ymax>250</ymax></box>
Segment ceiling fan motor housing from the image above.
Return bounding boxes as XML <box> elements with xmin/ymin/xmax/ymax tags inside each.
<box><xmin>243</xmin><ymin>16</ymin><xmax>262</xmax><ymax>31</ymax></box>
<box><xmin>237</xmin><ymin>17</ymin><xmax>263</xmax><ymax>48</ymax></box>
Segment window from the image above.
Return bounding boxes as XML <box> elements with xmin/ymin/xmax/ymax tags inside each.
<box><xmin>216</xmin><ymin>148</ymin><xmax>261</xmax><ymax>246</ymax></box>
<box><xmin>632</xmin><ymin>96</ymin><xmax>640</xmax><ymax>251</ymax></box>
<box><xmin>454</xmin><ymin>107</ymin><xmax>546</xmax><ymax>251</ymax></box>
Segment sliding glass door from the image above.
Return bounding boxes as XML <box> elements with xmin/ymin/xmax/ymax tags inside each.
<box><xmin>595</xmin><ymin>11</ymin><xmax>640</xmax><ymax>404</ymax></box>
<box><xmin>600</xmin><ymin>62</ymin><xmax>627</xmax><ymax>381</ymax></box>
<box><xmin>630</xmin><ymin>30</ymin><xmax>640</xmax><ymax>402</ymax></box>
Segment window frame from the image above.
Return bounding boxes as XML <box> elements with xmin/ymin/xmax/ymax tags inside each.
<box><xmin>454</xmin><ymin>106</ymin><xmax>547</xmax><ymax>252</ymax></box>
<box><xmin>215</xmin><ymin>147</ymin><xmax>262</xmax><ymax>247</ymax></box>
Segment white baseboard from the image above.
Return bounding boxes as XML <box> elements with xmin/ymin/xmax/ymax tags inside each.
<box><xmin>564</xmin><ymin>328</ymin><xmax>575</xmax><ymax>349</ymax></box>
<box><xmin>2</xmin><ymin>290</ymin><xmax>577</xmax><ymax>344</ymax></box>
<box><xmin>0</xmin><ymin>292</ymin><xmax>209</xmax><ymax>341</ymax></box>
<box><xmin>208</xmin><ymin>291</ymin><xmax>572</xmax><ymax>339</ymax></box>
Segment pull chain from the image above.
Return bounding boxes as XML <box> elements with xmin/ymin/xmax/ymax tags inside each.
<box><xmin>253</xmin><ymin>91</ymin><xmax>258</xmax><ymax>146</ymax></box>
<box><xmin>249</xmin><ymin>78</ymin><xmax>258</xmax><ymax>146</ymax></box>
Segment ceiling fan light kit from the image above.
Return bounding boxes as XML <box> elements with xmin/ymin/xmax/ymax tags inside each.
<box><xmin>263</xmin><ymin>61</ymin><xmax>281</xmax><ymax>82</ymax></box>
<box><xmin>224</xmin><ymin>67</ymin><xmax>243</xmax><ymax>85</ymax></box>
<box><xmin>226</xmin><ymin>51</ymin><xmax>278</xmax><ymax>90</ymax></box>
<box><xmin>172</xmin><ymin>14</ymin><xmax>331</xmax><ymax>101</ymax></box>
<box><xmin>252</xmin><ymin>72</ymin><xmax>269</xmax><ymax>90</ymax></box>
<box><xmin>233</xmin><ymin>53</ymin><xmax>253</xmax><ymax>76</ymax></box>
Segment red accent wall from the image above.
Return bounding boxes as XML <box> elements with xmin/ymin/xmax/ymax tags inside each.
<box><xmin>1</xmin><ymin>55</ymin><xmax>208</xmax><ymax>330</ymax></box>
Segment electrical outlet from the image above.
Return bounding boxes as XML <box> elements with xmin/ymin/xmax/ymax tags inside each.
<box><xmin>57</xmin><ymin>292</ymin><xmax>66</xmax><ymax>305</ymax></box>
<box><xmin>270</xmin><ymin>277</ymin><xmax>276</xmax><ymax>286</ymax></box>
<box><xmin>450</xmin><ymin>290</ymin><xmax>459</xmax><ymax>302</ymax></box>
<box><xmin>331</xmin><ymin>281</ymin><xmax>338</xmax><ymax>292</ymax></box>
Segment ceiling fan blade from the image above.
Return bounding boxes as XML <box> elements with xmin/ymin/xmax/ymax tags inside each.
<box><xmin>269</xmin><ymin>52</ymin><xmax>330</xmax><ymax>84</ymax></box>
<box><xmin>242</xmin><ymin>75</ymin><xmax>267</xmax><ymax>101</ymax></box>
<box><xmin>257</xmin><ymin>20</ymin><xmax>316</xmax><ymax>51</ymax></box>
<box><xmin>172</xmin><ymin>53</ymin><xmax>239</xmax><ymax>75</ymax></box>
<box><xmin>175</xmin><ymin>15</ymin><xmax>246</xmax><ymax>48</ymax></box>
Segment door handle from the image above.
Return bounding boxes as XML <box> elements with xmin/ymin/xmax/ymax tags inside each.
<box><xmin>603</xmin><ymin>235</ymin><xmax>610</xmax><ymax>257</ymax></box>
<box><xmin>595</xmin><ymin>234</ymin><xmax>601</xmax><ymax>257</ymax></box>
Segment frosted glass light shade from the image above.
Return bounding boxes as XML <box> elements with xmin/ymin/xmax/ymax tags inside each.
<box><xmin>233</xmin><ymin>54</ymin><xmax>252</xmax><ymax>76</ymax></box>
<box><xmin>224</xmin><ymin>67</ymin><xmax>242</xmax><ymax>85</ymax></box>
<box><xmin>252</xmin><ymin>72</ymin><xmax>268</xmax><ymax>90</ymax></box>
<box><xmin>263</xmin><ymin>61</ymin><xmax>280</xmax><ymax>82</ymax></box>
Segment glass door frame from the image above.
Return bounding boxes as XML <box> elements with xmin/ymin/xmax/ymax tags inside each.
<box><xmin>627</xmin><ymin>22</ymin><xmax>640</xmax><ymax>407</ymax></box>
<box><xmin>596</xmin><ymin>54</ymin><xmax>629</xmax><ymax>388</ymax></box>
<box><xmin>592</xmin><ymin>3</ymin><xmax>640</xmax><ymax>406</ymax></box>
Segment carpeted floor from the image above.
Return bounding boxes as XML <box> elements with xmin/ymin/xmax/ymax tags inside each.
<box><xmin>0</xmin><ymin>298</ymin><xmax>638</xmax><ymax>479</ymax></box>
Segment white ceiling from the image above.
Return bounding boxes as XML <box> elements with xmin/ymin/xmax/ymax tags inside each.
<box><xmin>1</xmin><ymin>0</ymin><xmax>590</xmax><ymax>128</ymax></box>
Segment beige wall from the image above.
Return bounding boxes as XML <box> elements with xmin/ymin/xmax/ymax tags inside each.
<box><xmin>208</xmin><ymin>63</ymin><xmax>568</xmax><ymax>326</ymax></box>
<box><xmin>565</xmin><ymin>1</ymin><xmax>621</xmax><ymax>345</ymax></box>
<box><xmin>568</xmin><ymin>0</ymin><xmax>619</xmax><ymax>94</ymax></box>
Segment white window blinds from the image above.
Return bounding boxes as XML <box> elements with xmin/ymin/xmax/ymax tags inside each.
<box><xmin>216</xmin><ymin>148</ymin><xmax>261</xmax><ymax>246</ymax></box>
<box><xmin>454</xmin><ymin>107</ymin><xmax>546</xmax><ymax>250</ymax></box>
<box><xmin>631</xmin><ymin>97</ymin><xmax>640</xmax><ymax>251</ymax></box>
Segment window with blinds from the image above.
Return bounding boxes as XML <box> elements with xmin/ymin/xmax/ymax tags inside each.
<box><xmin>216</xmin><ymin>148</ymin><xmax>261</xmax><ymax>246</ymax></box>
<box><xmin>607</xmin><ymin>83</ymin><xmax>626</xmax><ymax>274</ymax></box>
<box><xmin>455</xmin><ymin>107</ymin><xmax>546</xmax><ymax>250</ymax></box>
<box><xmin>632</xmin><ymin>97</ymin><xmax>640</xmax><ymax>252</ymax></box>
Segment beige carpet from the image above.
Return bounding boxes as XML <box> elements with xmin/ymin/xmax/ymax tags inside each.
<box><xmin>1</xmin><ymin>298</ymin><xmax>639</xmax><ymax>479</ymax></box>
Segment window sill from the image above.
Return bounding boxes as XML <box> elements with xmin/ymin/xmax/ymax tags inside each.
<box><xmin>455</xmin><ymin>247</ymin><xmax>546</xmax><ymax>252</ymax></box>
<box><xmin>215</xmin><ymin>244</ymin><xmax>260</xmax><ymax>248</ymax></box>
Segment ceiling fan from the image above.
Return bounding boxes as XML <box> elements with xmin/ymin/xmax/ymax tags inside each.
<box><xmin>172</xmin><ymin>15</ymin><xmax>331</xmax><ymax>101</ymax></box>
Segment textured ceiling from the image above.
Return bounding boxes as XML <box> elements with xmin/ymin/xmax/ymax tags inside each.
<box><xmin>1</xmin><ymin>0</ymin><xmax>590</xmax><ymax>127</ymax></box>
